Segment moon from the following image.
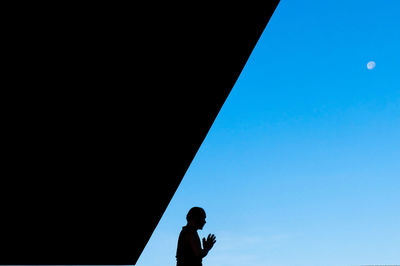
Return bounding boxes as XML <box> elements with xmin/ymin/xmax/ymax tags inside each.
<box><xmin>367</xmin><ymin>61</ymin><xmax>376</xmax><ymax>70</ymax></box>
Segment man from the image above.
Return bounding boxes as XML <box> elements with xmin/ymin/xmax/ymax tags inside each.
<box><xmin>176</xmin><ymin>207</ymin><xmax>216</xmax><ymax>266</ymax></box>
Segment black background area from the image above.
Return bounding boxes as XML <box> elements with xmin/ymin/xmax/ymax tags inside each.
<box><xmin>1</xmin><ymin>2</ymin><xmax>280</xmax><ymax>264</ymax></box>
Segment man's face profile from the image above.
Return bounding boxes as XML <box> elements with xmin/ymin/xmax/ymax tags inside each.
<box><xmin>197</xmin><ymin>214</ymin><xmax>206</xmax><ymax>230</ymax></box>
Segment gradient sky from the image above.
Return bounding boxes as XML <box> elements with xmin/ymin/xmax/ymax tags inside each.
<box><xmin>138</xmin><ymin>1</ymin><xmax>400</xmax><ymax>265</ymax></box>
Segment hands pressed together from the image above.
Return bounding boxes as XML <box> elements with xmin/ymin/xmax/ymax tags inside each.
<box><xmin>202</xmin><ymin>234</ymin><xmax>216</xmax><ymax>251</ymax></box>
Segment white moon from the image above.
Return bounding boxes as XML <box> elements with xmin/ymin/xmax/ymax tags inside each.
<box><xmin>367</xmin><ymin>61</ymin><xmax>376</xmax><ymax>70</ymax></box>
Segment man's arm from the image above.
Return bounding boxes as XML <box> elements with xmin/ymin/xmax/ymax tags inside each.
<box><xmin>187</xmin><ymin>233</ymin><xmax>204</xmax><ymax>258</ymax></box>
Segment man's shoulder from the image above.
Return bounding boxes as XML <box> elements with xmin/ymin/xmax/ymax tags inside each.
<box><xmin>180</xmin><ymin>226</ymin><xmax>199</xmax><ymax>238</ymax></box>
<box><xmin>181</xmin><ymin>225</ymin><xmax>197</xmax><ymax>232</ymax></box>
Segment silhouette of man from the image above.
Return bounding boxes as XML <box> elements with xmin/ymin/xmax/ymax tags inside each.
<box><xmin>176</xmin><ymin>207</ymin><xmax>216</xmax><ymax>266</ymax></box>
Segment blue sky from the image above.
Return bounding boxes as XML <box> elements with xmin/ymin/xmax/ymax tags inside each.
<box><xmin>138</xmin><ymin>1</ymin><xmax>400</xmax><ymax>265</ymax></box>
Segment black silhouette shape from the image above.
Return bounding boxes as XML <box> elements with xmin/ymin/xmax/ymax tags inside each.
<box><xmin>176</xmin><ymin>207</ymin><xmax>216</xmax><ymax>266</ymax></box>
<box><xmin>1</xmin><ymin>2</ymin><xmax>279</xmax><ymax>264</ymax></box>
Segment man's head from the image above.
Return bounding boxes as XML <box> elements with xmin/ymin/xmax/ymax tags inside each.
<box><xmin>186</xmin><ymin>207</ymin><xmax>206</xmax><ymax>230</ymax></box>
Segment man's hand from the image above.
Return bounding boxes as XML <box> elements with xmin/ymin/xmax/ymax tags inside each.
<box><xmin>202</xmin><ymin>234</ymin><xmax>216</xmax><ymax>251</ymax></box>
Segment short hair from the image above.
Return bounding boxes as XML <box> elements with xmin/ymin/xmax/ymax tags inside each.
<box><xmin>186</xmin><ymin>207</ymin><xmax>206</xmax><ymax>222</ymax></box>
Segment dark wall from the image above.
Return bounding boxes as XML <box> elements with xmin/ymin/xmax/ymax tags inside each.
<box><xmin>1</xmin><ymin>2</ymin><xmax>280</xmax><ymax>264</ymax></box>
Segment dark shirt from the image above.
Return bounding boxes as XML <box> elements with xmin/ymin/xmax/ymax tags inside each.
<box><xmin>176</xmin><ymin>226</ymin><xmax>202</xmax><ymax>266</ymax></box>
